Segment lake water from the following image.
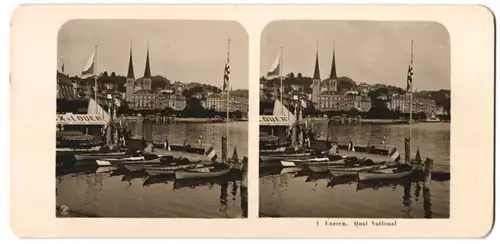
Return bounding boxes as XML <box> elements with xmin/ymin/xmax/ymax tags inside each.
<box><xmin>259</xmin><ymin>122</ymin><xmax>450</xmax><ymax>218</ymax></box>
<box><xmin>56</xmin><ymin>121</ymin><xmax>248</xmax><ymax>218</ymax></box>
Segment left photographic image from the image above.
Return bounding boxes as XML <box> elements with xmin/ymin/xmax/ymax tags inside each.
<box><xmin>56</xmin><ymin>20</ymin><xmax>249</xmax><ymax>218</ymax></box>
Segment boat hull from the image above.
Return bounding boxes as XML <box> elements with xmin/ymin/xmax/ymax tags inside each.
<box><xmin>145</xmin><ymin>164</ymin><xmax>205</xmax><ymax>176</ymax></box>
<box><xmin>175</xmin><ymin>168</ymin><xmax>231</xmax><ymax>180</ymax></box>
<box><xmin>260</xmin><ymin>153</ymin><xmax>321</xmax><ymax>162</ymax></box>
<box><xmin>358</xmin><ymin>169</ymin><xmax>414</xmax><ymax>181</ymax></box>
<box><xmin>75</xmin><ymin>152</ymin><xmax>129</xmax><ymax>161</ymax></box>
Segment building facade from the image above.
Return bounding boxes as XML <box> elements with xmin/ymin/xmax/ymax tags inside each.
<box><xmin>388</xmin><ymin>93</ymin><xmax>437</xmax><ymax>116</ymax></box>
<box><xmin>202</xmin><ymin>93</ymin><xmax>248</xmax><ymax>113</ymax></box>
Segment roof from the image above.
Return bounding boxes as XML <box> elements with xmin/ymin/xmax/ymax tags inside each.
<box><xmin>330</xmin><ymin>45</ymin><xmax>337</xmax><ymax>79</ymax></box>
<box><xmin>313</xmin><ymin>51</ymin><xmax>321</xmax><ymax>80</ymax></box>
<box><xmin>57</xmin><ymin>72</ymin><xmax>74</xmax><ymax>86</ymax></box>
<box><xmin>144</xmin><ymin>47</ymin><xmax>151</xmax><ymax>78</ymax></box>
<box><xmin>127</xmin><ymin>47</ymin><xmax>135</xmax><ymax>79</ymax></box>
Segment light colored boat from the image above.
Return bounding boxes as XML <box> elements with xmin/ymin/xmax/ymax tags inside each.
<box><xmin>175</xmin><ymin>166</ymin><xmax>231</xmax><ymax>180</ymax></box>
<box><xmin>329</xmin><ymin>165</ymin><xmax>387</xmax><ymax>177</ymax></box>
<box><xmin>74</xmin><ymin>152</ymin><xmax>129</xmax><ymax>161</ymax></box>
<box><xmin>96</xmin><ymin>156</ymin><xmax>145</xmax><ymax>166</ymax></box>
<box><xmin>124</xmin><ymin>164</ymin><xmax>161</xmax><ymax>172</ymax></box>
<box><xmin>357</xmin><ymin>168</ymin><xmax>413</xmax><ymax>181</ymax></box>
<box><xmin>260</xmin><ymin>153</ymin><xmax>319</xmax><ymax>162</ymax></box>
<box><xmin>144</xmin><ymin>164</ymin><xmax>205</xmax><ymax>176</ymax></box>
<box><xmin>280</xmin><ymin>167</ymin><xmax>303</xmax><ymax>175</ymax></box>
<box><xmin>281</xmin><ymin>158</ymin><xmax>343</xmax><ymax>167</ymax></box>
<box><xmin>309</xmin><ymin>165</ymin><xmax>345</xmax><ymax>173</ymax></box>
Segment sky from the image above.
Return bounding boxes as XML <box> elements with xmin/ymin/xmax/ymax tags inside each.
<box><xmin>261</xmin><ymin>20</ymin><xmax>450</xmax><ymax>91</ymax></box>
<box><xmin>58</xmin><ymin>20</ymin><xmax>248</xmax><ymax>90</ymax></box>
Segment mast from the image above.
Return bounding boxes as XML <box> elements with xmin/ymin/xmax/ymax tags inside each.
<box><xmin>94</xmin><ymin>45</ymin><xmax>98</xmax><ymax>112</ymax></box>
<box><xmin>226</xmin><ymin>39</ymin><xmax>230</xmax><ymax>130</ymax></box>
<box><xmin>409</xmin><ymin>40</ymin><xmax>414</xmax><ymax>149</ymax></box>
<box><xmin>225</xmin><ymin>39</ymin><xmax>230</xmax><ymax>163</ymax></box>
<box><xmin>280</xmin><ymin>45</ymin><xmax>283</xmax><ymax>114</ymax></box>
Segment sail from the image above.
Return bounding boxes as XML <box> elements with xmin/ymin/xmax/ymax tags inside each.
<box><xmin>87</xmin><ymin>98</ymin><xmax>110</xmax><ymax>123</ymax></box>
<box><xmin>273</xmin><ymin>99</ymin><xmax>296</xmax><ymax>125</ymax></box>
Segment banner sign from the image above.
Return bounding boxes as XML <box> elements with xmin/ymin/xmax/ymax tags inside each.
<box><xmin>57</xmin><ymin>114</ymin><xmax>107</xmax><ymax>125</ymax></box>
<box><xmin>259</xmin><ymin>115</ymin><xmax>292</xmax><ymax>126</ymax></box>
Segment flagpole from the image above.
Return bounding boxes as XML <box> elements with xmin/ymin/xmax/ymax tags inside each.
<box><xmin>407</xmin><ymin>40</ymin><xmax>414</xmax><ymax>164</ymax></box>
<box><xmin>409</xmin><ymin>41</ymin><xmax>413</xmax><ymax>152</ymax></box>
<box><xmin>280</xmin><ymin>45</ymin><xmax>284</xmax><ymax>116</ymax></box>
<box><xmin>226</xmin><ymin>39</ymin><xmax>230</xmax><ymax>163</ymax></box>
<box><xmin>94</xmin><ymin>45</ymin><xmax>98</xmax><ymax>112</ymax></box>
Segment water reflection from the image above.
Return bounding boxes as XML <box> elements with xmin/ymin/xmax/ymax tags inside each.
<box><xmin>57</xmin><ymin>164</ymin><xmax>247</xmax><ymax>218</ymax></box>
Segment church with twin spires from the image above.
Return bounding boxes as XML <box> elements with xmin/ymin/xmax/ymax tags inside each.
<box><xmin>312</xmin><ymin>43</ymin><xmax>372</xmax><ymax>112</ymax></box>
<box><xmin>125</xmin><ymin>43</ymin><xmax>186</xmax><ymax>111</ymax></box>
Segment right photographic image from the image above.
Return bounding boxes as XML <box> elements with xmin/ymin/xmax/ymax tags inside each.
<box><xmin>259</xmin><ymin>20</ymin><xmax>451</xmax><ymax>218</ymax></box>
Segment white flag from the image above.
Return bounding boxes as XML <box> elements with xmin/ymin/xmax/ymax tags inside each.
<box><xmin>81</xmin><ymin>50</ymin><xmax>95</xmax><ymax>78</ymax></box>
<box><xmin>266</xmin><ymin>54</ymin><xmax>280</xmax><ymax>79</ymax></box>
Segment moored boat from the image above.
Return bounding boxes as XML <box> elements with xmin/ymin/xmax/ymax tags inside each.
<box><xmin>357</xmin><ymin>167</ymin><xmax>414</xmax><ymax>181</ymax></box>
<box><xmin>145</xmin><ymin>163</ymin><xmax>205</xmax><ymax>176</ymax></box>
<box><xmin>96</xmin><ymin>156</ymin><xmax>145</xmax><ymax>166</ymax></box>
<box><xmin>281</xmin><ymin>158</ymin><xmax>342</xmax><ymax>167</ymax></box>
<box><xmin>175</xmin><ymin>164</ymin><xmax>231</xmax><ymax>180</ymax></box>
<box><xmin>328</xmin><ymin>164</ymin><xmax>387</xmax><ymax>177</ymax></box>
<box><xmin>75</xmin><ymin>152</ymin><xmax>130</xmax><ymax>161</ymax></box>
<box><xmin>260</xmin><ymin>153</ymin><xmax>322</xmax><ymax>162</ymax></box>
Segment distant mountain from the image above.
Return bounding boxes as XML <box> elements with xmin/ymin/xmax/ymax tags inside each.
<box><xmin>230</xmin><ymin>89</ymin><xmax>249</xmax><ymax>97</ymax></box>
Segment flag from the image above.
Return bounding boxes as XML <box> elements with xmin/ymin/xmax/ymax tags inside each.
<box><xmin>223</xmin><ymin>53</ymin><xmax>230</xmax><ymax>91</ymax></box>
<box><xmin>348</xmin><ymin>140</ymin><xmax>355</xmax><ymax>152</ymax></box>
<box><xmin>164</xmin><ymin>139</ymin><xmax>171</xmax><ymax>151</ymax></box>
<box><xmin>81</xmin><ymin>49</ymin><xmax>95</xmax><ymax>78</ymax></box>
<box><xmin>415</xmin><ymin>147</ymin><xmax>422</xmax><ymax>164</ymax></box>
<box><xmin>406</xmin><ymin>43</ymin><xmax>414</xmax><ymax>93</ymax></box>
<box><xmin>389</xmin><ymin>147</ymin><xmax>401</xmax><ymax>163</ymax></box>
<box><xmin>205</xmin><ymin>145</ymin><xmax>218</xmax><ymax>162</ymax></box>
<box><xmin>266</xmin><ymin>54</ymin><xmax>280</xmax><ymax>79</ymax></box>
<box><xmin>231</xmin><ymin>146</ymin><xmax>239</xmax><ymax>163</ymax></box>
<box><xmin>60</xmin><ymin>57</ymin><xmax>65</xmax><ymax>73</ymax></box>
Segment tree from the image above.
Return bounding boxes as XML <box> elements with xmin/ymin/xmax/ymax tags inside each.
<box><xmin>347</xmin><ymin>108</ymin><xmax>359</xmax><ymax>117</ymax></box>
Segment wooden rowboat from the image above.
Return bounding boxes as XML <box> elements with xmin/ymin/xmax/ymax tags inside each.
<box><xmin>96</xmin><ymin>156</ymin><xmax>145</xmax><ymax>166</ymax></box>
<box><xmin>329</xmin><ymin>165</ymin><xmax>387</xmax><ymax>177</ymax></box>
<box><xmin>175</xmin><ymin>164</ymin><xmax>231</xmax><ymax>180</ymax></box>
<box><xmin>74</xmin><ymin>152</ymin><xmax>130</xmax><ymax>161</ymax></box>
<box><xmin>357</xmin><ymin>168</ymin><xmax>414</xmax><ymax>181</ymax></box>
<box><xmin>281</xmin><ymin>158</ymin><xmax>342</xmax><ymax>167</ymax></box>
<box><xmin>145</xmin><ymin>164</ymin><xmax>205</xmax><ymax>176</ymax></box>
<box><xmin>260</xmin><ymin>153</ymin><xmax>322</xmax><ymax>162</ymax></box>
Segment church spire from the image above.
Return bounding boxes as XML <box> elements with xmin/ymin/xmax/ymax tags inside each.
<box><xmin>127</xmin><ymin>42</ymin><xmax>135</xmax><ymax>79</ymax></box>
<box><xmin>329</xmin><ymin>42</ymin><xmax>337</xmax><ymax>79</ymax></box>
<box><xmin>144</xmin><ymin>41</ymin><xmax>151</xmax><ymax>78</ymax></box>
<box><xmin>313</xmin><ymin>41</ymin><xmax>321</xmax><ymax>80</ymax></box>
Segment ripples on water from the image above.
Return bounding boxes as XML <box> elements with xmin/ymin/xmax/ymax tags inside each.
<box><xmin>56</xmin><ymin>122</ymin><xmax>248</xmax><ymax>218</ymax></box>
<box><xmin>259</xmin><ymin>122</ymin><xmax>450</xmax><ymax>218</ymax></box>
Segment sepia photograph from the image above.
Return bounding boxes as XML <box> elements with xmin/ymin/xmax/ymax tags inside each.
<box><xmin>55</xmin><ymin>19</ymin><xmax>248</xmax><ymax>218</ymax></box>
<box><xmin>259</xmin><ymin>20</ymin><xmax>451</xmax><ymax>218</ymax></box>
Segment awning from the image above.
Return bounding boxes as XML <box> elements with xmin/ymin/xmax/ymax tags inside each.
<box><xmin>57</xmin><ymin>114</ymin><xmax>107</xmax><ymax>125</ymax></box>
<box><xmin>259</xmin><ymin>115</ymin><xmax>292</xmax><ymax>126</ymax></box>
